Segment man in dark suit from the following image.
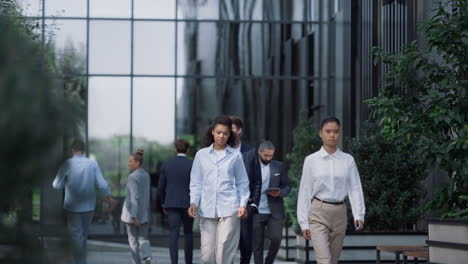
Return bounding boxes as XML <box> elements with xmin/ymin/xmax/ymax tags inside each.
<box><xmin>231</xmin><ymin>116</ymin><xmax>262</xmax><ymax>263</ymax></box>
<box><xmin>244</xmin><ymin>141</ymin><xmax>291</xmax><ymax>264</ymax></box>
<box><xmin>231</xmin><ymin>116</ymin><xmax>255</xmax><ymax>153</ymax></box>
<box><xmin>158</xmin><ymin>139</ymin><xmax>194</xmax><ymax>264</ymax></box>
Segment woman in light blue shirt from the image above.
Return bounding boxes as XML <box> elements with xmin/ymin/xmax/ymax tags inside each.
<box><xmin>188</xmin><ymin>115</ymin><xmax>250</xmax><ymax>264</ymax></box>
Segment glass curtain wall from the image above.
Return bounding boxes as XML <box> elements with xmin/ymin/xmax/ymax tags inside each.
<box><xmin>20</xmin><ymin>0</ymin><xmax>326</xmax><ymax>235</ymax></box>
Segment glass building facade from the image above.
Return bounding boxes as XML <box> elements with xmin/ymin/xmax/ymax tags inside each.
<box><xmin>18</xmin><ymin>0</ymin><xmax>439</xmax><ymax>243</ymax></box>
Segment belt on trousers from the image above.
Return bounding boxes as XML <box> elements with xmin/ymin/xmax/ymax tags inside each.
<box><xmin>313</xmin><ymin>197</ymin><xmax>344</xmax><ymax>205</ymax></box>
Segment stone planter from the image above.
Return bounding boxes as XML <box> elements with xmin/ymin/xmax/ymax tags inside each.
<box><xmin>427</xmin><ymin>218</ymin><xmax>468</xmax><ymax>264</ymax></box>
<box><xmin>294</xmin><ymin>231</ymin><xmax>427</xmax><ymax>263</ymax></box>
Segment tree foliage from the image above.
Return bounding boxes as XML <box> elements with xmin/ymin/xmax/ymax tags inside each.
<box><xmin>367</xmin><ymin>0</ymin><xmax>468</xmax><ymax>217</ymax></box>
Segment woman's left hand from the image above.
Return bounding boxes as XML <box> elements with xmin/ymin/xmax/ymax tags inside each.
<box><xmin>238</xmin><ymin>206</ymin><xmax>248</xmax><ymax>219</ymax></box>
<box><xmin>354</xmin><ymin>220</ymin><xmax>364</xmax><ymax>231</ymax></box>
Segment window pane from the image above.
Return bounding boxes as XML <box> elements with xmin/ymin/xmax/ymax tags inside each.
<box><xmin>88</xmin><ymin>77</ymin><xmax>130</xmax><ymax>234</ymax></box>
<box><xmin>134</xmin><ymin>22</ymin><xmax>175</xmax><ymax>75</ymax></box>
<box><xmin>134</xmin><ymin>0</ymin><xmax>176</xmax><ymax>19</ymax></box>
<box><xmin>90</xmin><ymin>0</ymin><xmax>131</xmax><ymax>18</ymax></box>
<box><xmin>177</xmin><ymin>22</ymin><xmax>218</xmax><ymax>76</ymax></box>
<box><xmin>217</xmin><ymin>22</ymin><xmax>263</xmax><ymax>77</ymax></box>
<box><xmin>89</xmin><ymin>21</ymin><xmax>131</xmax><ymax>74</ymax></box>
<box><xmin>46</xmin><ymin>19</ymin><xmax>87</xmax><ymax>74</ymax></box>
<box><xmin>178</xmin><ymin>0</ymin><xmax>219</xmax><ymax>20</ymax></box>
<box><xmin>132</xmin><ymin>77</ymin><xmax>175</xmax><ymax>173</ymax></box>
<box><xmin>45</xmin><ymin>0</ymin><xmax>87</xmax><ymax>17</ymax></box>
<box><xmin>220</xmin><ymin>0</ymin><xmax>262</xmax><ymax>20</ymax></box>
<box><xmin>17</xmin><ymin>0</ymin><xmax>42</xmax><ymax>17</ymax></box>
<box><xmin>133</xmin><ymin>77</ymin><xmax>175</xmax><ymax>146</ymax></box>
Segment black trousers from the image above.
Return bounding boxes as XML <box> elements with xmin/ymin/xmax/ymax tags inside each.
<box><xmin>239</xmin><ymin>204</ymin><xmax>256</xmax><ymax>264</ymax></box>
<box><xmin>252</xmin><ymin>213</ymin><xmax>283</xmax><ymax>264</ymax></box>
<box><xmin>167</xmin><ymin>208</ymin><xmax>194</xmax><ymax>264</ymax></box>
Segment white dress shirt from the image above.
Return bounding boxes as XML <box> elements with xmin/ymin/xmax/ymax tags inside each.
<box><xmin>190</xmin><ymin>144</ymin><xmax>250</xmax><ymax>218</ymax></box>
<box><xmin>297</xmin><ymin>147</ymin><xmax>365</xmax><ymax>230</ymax></box>
<box><xmin>258</xmin><ymin>160</ymin><xmax>271</xmax><ymax>214</ymax></box>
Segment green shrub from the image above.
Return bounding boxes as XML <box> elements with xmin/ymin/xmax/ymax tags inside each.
<box><xmin>350</xmin><ymin>123</ymin><xmax>427</xmax><ymax>231</ymax></box>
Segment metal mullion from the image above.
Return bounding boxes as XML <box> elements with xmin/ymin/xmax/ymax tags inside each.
<box><xmin>130</xmin><ymin>0</ymin><xmax>134</xmax><ymax>154</ymax></box>
<box><xmin>85</xmin><ymin>0</ymin><xmax>90</xmax><ymax>156</ymax></box>
<box><xmin>174</xmin><ymin>0</ymin><xmax>178</xmax><ymax>140</ymax></box>
<box><xmin>76</xmin><ymin>74</ymin><xmax>322</xmax><ymax>80</ymax></box>
<box><xmin>25</xmin><ymin>15</ymin><xmax>323</xmax><ymax>24</ymax></box>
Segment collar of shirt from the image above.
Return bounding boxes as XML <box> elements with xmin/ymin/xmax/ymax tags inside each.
<box><xmin>177</xmin><ymin>153</ymin><xmax>187</xmax><ymax>157</ymax></box>
<box><xmin>318</xmin><ymin>146</ymin><xmax>343</xmax><ymax>160</ymax></box>
<box><xmin>259</xmin><ymin>159</ymin><xmax>270</xmax><ymax>169</ymax></box>
<box><xmin>208</xmin><ymin>144</ymin><xmax>236</xmax><ymax>154</ymax></box>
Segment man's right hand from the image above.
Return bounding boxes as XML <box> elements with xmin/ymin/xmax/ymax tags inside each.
<box><xmin>188</xmin><ymin>203</ymin><xmax>197</xmax><ymax>218</ymax></box>
<box><xmin>301</xmin><ymin>229</ymin><xmax>311</xmax><ymax>240</ymax></box>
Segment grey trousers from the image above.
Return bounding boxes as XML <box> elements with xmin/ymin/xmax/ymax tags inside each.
<box><xmin>67</xmin><ymin>210</ymin><xmax>94</xmax><ymax>264</ymax></box>
<box><xmin>126</xmin><ymin>223</ymin><xmax>152</xmax><ymax>264</ymax></box>
<box><xmin>200</xmin><ymin>213</ymin><xmax>240</xmax><ymax>264</ymax></box>
<box><xmin>252</xmin><ymin>214</ymin><xmax>283</xmax><ymax>264</ymax></box>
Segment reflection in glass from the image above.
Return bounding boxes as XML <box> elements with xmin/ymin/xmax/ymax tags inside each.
<box><xmin>45</xmin><ymin>19</ymin><xmax>86</xmax><ymax>75</ymax></box>
<box><xmin>175</xmin><ymin>78</ymin><xmax>218</xmax><ymax>138</ymax></box>
<box><xmin>177</xmin><ymin>22</ymin><xmax>218</xmax><ymax>76</ymax></box>
<box><xmin>134</xmin><ymin>22</ymin><xmax>175</xmax><ymax>75</ymax></box>
<box><xmin>216</xmin><ymin>22</ymin><xmax>263</xmax><ymax>76</ymax></box>
<box><xmin>45</xmin><ymin>0</ymin><xmax>86</xmax><ymax>17</ymax></box>
<box><xmin>132</xmin><ymin>77</ymin><xmax>175</xmax><ymax>175</ymax></box>
<box><xmin>90</xmin><ymin>0</ymin><xmax>131</xmax><ymax>18</ymax></box>
<box><xmin>220</xmin><ymin>0</ymin><xmax>262</xmax><ymax>20</ymax></box>
<box><xmin>17</xmin><ymin>0</ymin><xmax>42</xmax><ymax>17</ymax></box>
<box><xmin>178</xmin><ymin>0</ymin><xmax>219</xmax><ymax>20</ymax></box>
<box><xmin>89</xmin><ymin>21</ymin><xmax>131</xmax><ymax>74</ymax></box>
<box><xmin>88</xmin><ymin>77</ymin><xmax>130</xmax><ymax>234</ymax></box>
<box><xmin>134</xmin><ymin>0</ymin><xmax>176</xmax><ymax>19</ymax></box>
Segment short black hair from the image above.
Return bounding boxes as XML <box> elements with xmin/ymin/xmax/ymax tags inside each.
<box><xmin>175</xmin><ymin>139</ymin><xmax>190</xmax><ymax>153</ymax></box>
<box><xmin>231</xmin><ymin>116</ymin><xmax>244</xmax><ymax>129</ymax></box>
<box><xmin>320</xmin><ymin>117</ymin><xmax>341</xmax><ymax>129</ymax></box>
<box><xmin>71</xmin><ymin>139</ymin><xmax>85</xmax><ymax>152</ymax></box>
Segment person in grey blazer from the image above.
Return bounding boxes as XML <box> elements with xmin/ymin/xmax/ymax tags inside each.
<box><xmin>158</xmin><ymin>139</ymin><xmax>194</xmax><ymax>264</ymax></box>
<box><xmin>121</xmin><ymin>149</ymin><xmax>152</xmax><ymax>264</ymax></box>
<box><xmin>244</xmin><ymin>141</ymin><xmax>291</xmax><ymax>264</ymax></box>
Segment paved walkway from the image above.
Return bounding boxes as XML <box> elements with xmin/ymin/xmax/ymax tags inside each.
<box><xmin>87</xmin><ymin>240</ymin><xmax>295</xmax><ymax>264</ymax></box>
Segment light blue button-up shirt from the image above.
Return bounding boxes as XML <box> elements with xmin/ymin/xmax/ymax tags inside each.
<box><xmin>190</xmin><ymin>144</ymin><xmax>250</xmax><ymax>218</ymax></box>
<box><xmin>258</xmin><ymin>160</ymin><xmax>272</xmax><ymax>214</ymax></box>
<box><xmin>52</xmin><ymin>154</ymin><xmax>111</xmax><ymax>212</ymax></box>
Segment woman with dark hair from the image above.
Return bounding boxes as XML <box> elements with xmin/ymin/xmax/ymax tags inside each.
<box><xmin>297</xmin><ymin>117</ymin><xmax>365</xmax><ymax>264</ymax></box>
<box><xmin>121</xmin><ymin>149</ymin><xmax>152</xmax><ymax>264</ymax></box>
<box><xmin>189</xmin><ymin>115</ymin><xmax>250</xmax><ymax>264</ymax></box>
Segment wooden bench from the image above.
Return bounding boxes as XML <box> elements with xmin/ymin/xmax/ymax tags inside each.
<box><xmin>402</xmin><ymin>249</ymin><xmax>429</xmax><ymax>264</ymax></box>
<box><xmin>376</xmin><ymin>245</ymin><xmax>427</xmax><ymax>264</ymax></box>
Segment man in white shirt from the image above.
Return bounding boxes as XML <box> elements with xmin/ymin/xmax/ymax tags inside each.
<box><xmin>297</xmin><ymin>117</ymin><xmax>365</xmax><ymax>264</ymax></box>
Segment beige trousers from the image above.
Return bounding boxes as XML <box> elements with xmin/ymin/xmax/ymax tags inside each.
<box><xmin>200</xmin><ymin>213</ymin><xmax>240</xmax><ymax>264</ymax></box>
<box><xmin>309</xmin><ymin>199</ymin><xmax>348</xmax><ymax>264</ymax></box>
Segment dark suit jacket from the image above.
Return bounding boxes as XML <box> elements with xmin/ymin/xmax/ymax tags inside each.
<box><xmin>242</xmin><ymin>149</ymin><xmax>262</xmax><ymax>206</ymax></box>
<box><xmin>158</xmin><ymin>155</ymin><xmax>193</xmax><ymax>209</ymax></box>
<box><xmin>240</xmin><ymin>143</ymin><xmax>255</xmax><ymax>154</ymax></box>
<box><xmin>244</xmin><ymin>150</ymin><xmax>291</xmax><ymax>219</ymax></box>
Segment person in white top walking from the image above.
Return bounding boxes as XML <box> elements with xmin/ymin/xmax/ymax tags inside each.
<box><xmin>297</xmin><ymin>117</ymin><xmax>365</xmax><ymax>264</ymax></box>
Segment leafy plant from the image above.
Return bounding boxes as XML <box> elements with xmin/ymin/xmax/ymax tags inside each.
<box><xmin>367</xmin><ymin>0</ymin><xmax>468</xmax><ymax>217</ymax></box>
<box><xmin>350</xmin><ymin>123</ymin><xmax>427</xmax><ymax>231</ymax></box>
<box><xmin>447</xmin><ymin>195</ymin><xmax>468</xmax><ymax>220</ymax></box>
<box><xmin>284</xmin><ymin>112</ymin><xmax>322</xmax><ymax>232</ymax></box>
<box><xmin>0</xmin><ymin>2</ymin><xmax>80</xmax><ymax>262</ymax></box>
